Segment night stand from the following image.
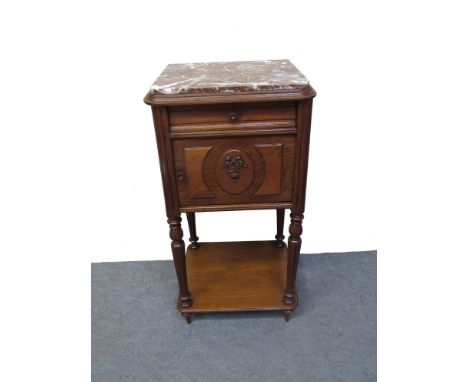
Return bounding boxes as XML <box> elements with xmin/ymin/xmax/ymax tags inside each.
<box><xmin>144</xmin><ymin>60</ymin><xmax>316</xmax><ymax>323</ymax></box>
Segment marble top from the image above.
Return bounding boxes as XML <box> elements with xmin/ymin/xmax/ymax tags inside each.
<box><xmin>149</xmin><ymin>60</ymin><xmax>310</xmax><ymax>95</ymax></box>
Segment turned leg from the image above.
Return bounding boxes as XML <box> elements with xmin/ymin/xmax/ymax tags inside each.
<box><xmin>283</xmin><ymin>212</ymin><xmax>304</xmax><ymax>305</ymax></box>
<box><xmin>168</xmin><ymin>216</ymin><xmax>192</xmax><ymax>308</ymax></box>
<box><xmin>186</xmin><ymin>212</ymin><xmax>199</xmax><ymax>249</ymax></box>
<box><xmin>275</xmin><ymin>208</ymin><xmax>285</xmax><ymax>248</ymax></box>
<box><xmin>181</xmin><ymin>312</ymin><xmax>192</xmax><ymax>324</ymax></box>
<box><xmin>283</xmin><ymin>310</ymin><xmax>292</xmax><ymax>321</ymax></box>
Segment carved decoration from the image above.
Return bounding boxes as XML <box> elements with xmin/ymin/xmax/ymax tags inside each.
<box><xmin>222</xmin><ymin>155</ymin><xmax>247</xmax><ymax>179</ymax></box>
<box><xmin>215</xmin><ymin>149</ymin><xmax>254</xmax><ymax>195</ymax></box>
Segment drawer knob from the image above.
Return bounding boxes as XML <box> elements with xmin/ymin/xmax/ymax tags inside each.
<box><xmin>176</xmin><ymin>171</ymin><xmax>185</xmax><ymax>182</ymax></box>
<box><xmin>228</xmin><ymin>112</ymin><xmax>238</xmax><ymax>122</ymax></box>
<box><xmin>222</xmin><ymin>155</ymin><xmax>247</xmax><ymax>179</ymax></box>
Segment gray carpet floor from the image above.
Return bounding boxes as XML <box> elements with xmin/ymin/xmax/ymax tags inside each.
<box><xmin>92</xmin><ymin>251</ymin><xmax>376</xmax><ymax>382</ymax></box>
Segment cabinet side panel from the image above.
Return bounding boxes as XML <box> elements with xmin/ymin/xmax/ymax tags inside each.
<box><xmin>152</xmin><ymin>106</ymin><xmax>179</xmax><ymax>216</ymax></box>
<box><xmin>292</xmin><ymin>99</ymin><xmax>313</xmax><ymax>213</ymax></box>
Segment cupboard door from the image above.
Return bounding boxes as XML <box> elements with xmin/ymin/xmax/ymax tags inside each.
<box><xmin>172</xmin><ymin>136</ymin><xmax>296</xmax><ymax>207</ymax></box>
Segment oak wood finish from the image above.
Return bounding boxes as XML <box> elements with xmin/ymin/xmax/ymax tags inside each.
<box><xmin>181</xmin><ymin>241</ymin><xmax>296</xmax><ymax>313</ymax></box>
<box><xmin>168</xmin><ymin>216</ymin><xmax>192</xmax><ymax>308</ymax></box>
<box><xmin>172</xmin><ymin>136</ymin><xmax>296</xmax><ymax>207</ymax></box>
<box><xmin>170</xmin><ymin>121</ymin><xmax>296</xmax><ymax>139</ymax></box>
<box><xmin>145</xmin><ymin>60</ymin><xmax>315</xmax><ymax>322</ymax></box>
<box><xmin>169</xmin><ymin>102</ymin><xmax>296</xmax><ymax>125</ymax></box>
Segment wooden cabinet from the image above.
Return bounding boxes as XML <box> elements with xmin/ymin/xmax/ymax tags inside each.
<box><xmin>144</xmin><ymin>60</ymin><xmax>316</xmax><ymax>323</ymax></box>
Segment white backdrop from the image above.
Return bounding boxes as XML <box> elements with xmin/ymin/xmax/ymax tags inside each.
<box><xmin>1</xmin><ymin>1</ymin><xmax>467</xmax><ymax>382</ymax></box>
<box><xmin>2</xmin><ymin>1</ymin><xmax>379</xmax><ymax>264</ymax></box>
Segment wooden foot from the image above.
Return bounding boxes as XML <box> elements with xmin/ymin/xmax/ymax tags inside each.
<box><xmin>182</xmin><ymin>312</ymin><xmax>192</xmax><ymax>324</ymax></box>
<box><xmin>283</xmin><ymin>310</ymin><xmax>292</xmax><ymax>321</ymax></box>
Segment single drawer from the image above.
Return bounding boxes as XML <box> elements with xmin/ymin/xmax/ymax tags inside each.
<box><xmin>169</xmin><ymin>102</ymin><xmax>296</xmax><ymax>126</ymax></box>
<box><xmin>172</xmin><ymin>135</ymin><xmax>296</xmax><ymax>208</ymax></box>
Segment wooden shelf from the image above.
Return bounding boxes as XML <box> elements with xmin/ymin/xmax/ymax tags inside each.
<box><xmin>179</xmin><ymin>240</ymin><xmax>297</xmax><ymax>313</ymax></box>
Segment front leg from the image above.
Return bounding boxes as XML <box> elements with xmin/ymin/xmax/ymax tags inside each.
<box><xmin>168</xmin><ymin>216</ymin><xmax>192</xmax><ymax>308</ymax></box>
<box><xmin>181</xmin><ymin>312</ymin><xmax>193</xmax><ymax>324</ymax></box>
<box><xmin>283</xmin><ymin>212</ymin><xmax>303</xmax><ymax>305</ymax></box>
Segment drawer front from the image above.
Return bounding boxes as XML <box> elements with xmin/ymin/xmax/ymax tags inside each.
<box><xmin>169</xmin><ymin>102</ymin><xmax>296</xmax><ymax>125</ymax></box>
<box><xmin>172</xmin><ymin>136</ymin><xmax>296</xmax><ymax>207</ymax></box>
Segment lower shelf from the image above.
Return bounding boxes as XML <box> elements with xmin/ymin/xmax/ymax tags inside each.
<box><xmin>179</xmin><ymin>240</ymin><xmax>297</xmax><ymax>313</ymax></box>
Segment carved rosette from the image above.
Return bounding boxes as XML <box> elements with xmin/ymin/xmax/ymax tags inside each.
<box><xmin>215</xmin><ymin>149</ymin><xmax>254</xmax><ymax>194</ymax></box>
<box><xmin>222</xmin><ymin>155</ymin><xmax>247</xmax><ymax>180</ymax></box>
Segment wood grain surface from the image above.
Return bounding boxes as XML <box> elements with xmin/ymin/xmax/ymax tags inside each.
<box><xmin>180</xmin><ymin>241</ymin><xmax>297</xmax><ymax>313</ymax></box>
